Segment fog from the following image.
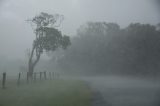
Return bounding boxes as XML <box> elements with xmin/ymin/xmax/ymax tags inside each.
<box><xmin>0</xmin><ymin>0</ymin><xmax>160</xmax><ymax>106</ymax></box>
<box><xmin>0</xmin><ymin>0</ymin><xmax>159</xmax><ymax>59</ymax></box>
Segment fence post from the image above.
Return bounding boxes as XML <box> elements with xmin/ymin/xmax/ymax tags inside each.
<box><xmin>34</xmin><ymin>73</ymin><xmax>36</xmax><ymax>81</ymax></box>
<box><xmin>52</xmin><ymin>72</ymin><xmax>54</xmax><ymax>79</ymax></box>
<box><xmin>40</xmin><ymin>72</ymin><xmax>42</xmax><ymax>80</ymax></box>
<box><xmin>17</xmin><ymin>72</ymin><xmax>21</xmax><ymax>86</ymax></box>
<box><xmin>49</xmin><ymin>72</ymin><xmax>51</xmax><ymax>80</ymax></box>
<box><xmin>2</xmin><ymin>72</ymin><xmax>6</xmax><ymax>89</ymax></box>
<box><xmin>27</xmin><ymin>72</ymin><xmax>29</xmax><ymax>83</ymax></box>
<box><xmin>44</xmin><ymin>72</ymin><xmax>47</xmax><ymax>80</ymax></box>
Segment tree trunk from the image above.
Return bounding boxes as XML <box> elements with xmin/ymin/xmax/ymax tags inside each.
<box><xmin>28</xmin><ymin>44</ymin><xmax>41</xmax><ymax>79</ymax></box>
<box><xmin>28</xmin><ymin>62</ymin><xmax>34</xmax><ymax>78</ymax></box>
<box><xmin>28</xmin><ymin>45</ymin><xmax>35</xmax><ymax>79</ymax></box>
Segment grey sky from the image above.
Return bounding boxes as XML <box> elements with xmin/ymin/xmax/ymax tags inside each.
<box><xmin>0</xmin><ymin>0</ymin><xmax>159</xmax><ymax>59</ymax></box>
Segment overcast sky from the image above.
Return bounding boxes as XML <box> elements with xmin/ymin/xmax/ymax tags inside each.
<box><xmin>0</xmin><ymin>0</ymin><xmax>159</xmax><ymax>59</ymax></box>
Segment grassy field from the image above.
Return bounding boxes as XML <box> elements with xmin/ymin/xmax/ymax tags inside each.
<box><xmin>0</xmin><ymin>79</ymin><xmax>91</xmax><ymax>106</ymax></box>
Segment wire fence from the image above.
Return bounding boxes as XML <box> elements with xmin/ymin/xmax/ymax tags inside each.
<box><xmin>0</xmin><ymin>71</ymin><xmax>59</xmax><ymax>89</ymax></box>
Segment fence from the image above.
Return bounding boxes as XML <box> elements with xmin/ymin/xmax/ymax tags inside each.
<box><xmin>1</xmin><ymin>71</ymin><xmax>59</xmax><ymax>89</ymax></box>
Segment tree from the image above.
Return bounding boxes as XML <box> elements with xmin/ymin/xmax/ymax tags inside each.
<box><xmin>55</xmin><ymin>22</ymin><xmax>160</xmax><ymax>76</ymax></box>
<box><xmin>27</xmin><ymin>12</ymin><xmax>71</xmax><ymax>77</ymax></box>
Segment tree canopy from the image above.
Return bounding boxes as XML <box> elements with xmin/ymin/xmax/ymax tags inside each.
<box><xmin>27</xmin><ymin>12</ymin><xmax>71</xmax><ymax>76</ymax></box>
<box><xmin>54</xmin><ymin>22</ymin><xmax>160</xmax><ymax>76</ymax></box>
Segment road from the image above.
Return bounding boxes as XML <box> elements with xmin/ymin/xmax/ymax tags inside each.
<box><xmin>82</xmin><ymin>76</ymin><xmax>160</xmax><ymax>106</ymax></box>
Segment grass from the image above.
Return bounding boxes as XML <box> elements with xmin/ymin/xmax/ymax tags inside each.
<box><xmin>0</xmin><ymin>79</ymin><xmax>92</xmax><ymax>106</ymax></box>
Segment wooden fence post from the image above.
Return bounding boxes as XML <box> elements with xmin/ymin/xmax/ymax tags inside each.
<box><xmin>49</xmin><ymin>72</ymin><xmax>51</xmax><ymax>80</ymax></box>
<box><xmin>44</xmin><ymin>72</ymin><xmax>47</xmax><ymax>80</ymax></box>
<box><xmin>52</xmin><ymin>72</ymin><xmax>54</xmax><ymax>79</ymax></box>
<box><xmin>2</xmin><ymin>72</ymin><xmax>6</xmax><ymax>89</ymax></box>
<box><xmin>40</xmin><ymin>72</ymin><xmax>42</xmax><ymax>80</ymax></box>
<box><xmin>27</xmin><ymin>72</ymin><xmax>29</xmax><ymax>83</ymax></box>
<box><xmin>17</xmin><ymin>72</ymin><xmax>21</xmax><ymax>86</ymax></box>
<box><xmin>34</xmin><ymin>73</ymin><xmax>36</xmax><ymax>81</ymax></box>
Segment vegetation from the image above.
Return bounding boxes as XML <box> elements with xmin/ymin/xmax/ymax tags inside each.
<box><xmin>27</xmin><ymin>12</ymin><xmax>71</xmax><ymax>77</ymax></box>
<box><xmin>54</xmin><ymin>22</ymin><xmax>160</xmax><ymax>76</ymax></box>
<box><xmin>0</xmin><ymin>80</ymin><xmax>91</xmax><ymax>106</ymax></box>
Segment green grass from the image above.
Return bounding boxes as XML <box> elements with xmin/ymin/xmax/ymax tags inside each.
<box><xmin>0</xmin><ymin>80</ymin><xmax>91</xmax><ymax>106</ymax></box>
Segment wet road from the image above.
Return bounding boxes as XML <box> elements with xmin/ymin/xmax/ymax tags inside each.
<box><xmin>82</xmin><ymin>76</ymin><xmax>160</xmax><ymax>106</ymax></box>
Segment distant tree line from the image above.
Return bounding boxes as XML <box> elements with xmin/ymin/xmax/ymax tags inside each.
<box><xmin>54</xmin><ymin>22</ymin><xmax>160</xmax><ymax>76</ymax></box>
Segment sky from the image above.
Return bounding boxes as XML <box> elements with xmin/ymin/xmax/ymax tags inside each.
<box><xmin>0</xmin><ymin>0</ymin><xmax>159</xmax><ymax>59</ymax></box>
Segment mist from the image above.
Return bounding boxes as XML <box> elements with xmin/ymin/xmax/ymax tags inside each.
<box><xmin>0</xmin><ymin>0</ymin><xmax>160</xmax><ymax>106</ymax></box>
<box><xmin>0</xmin><ymin>0</ymin><xmax>159</xmax><ymax>59</ymax></box>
